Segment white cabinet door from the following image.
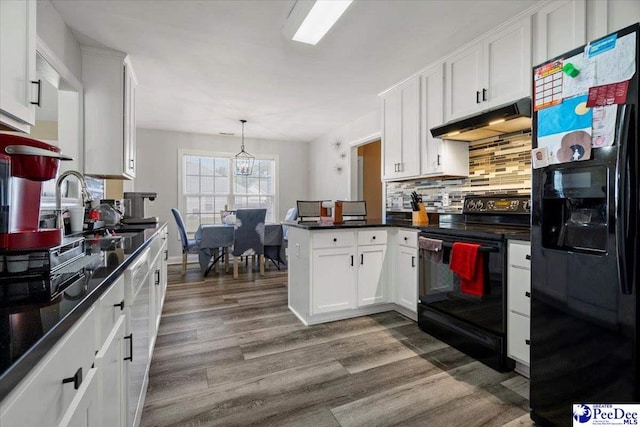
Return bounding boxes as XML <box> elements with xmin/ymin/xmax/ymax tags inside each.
<box><xmin>382</xmin><ymin>77</ymin><xmax>420</xmax><ymax>180</ymax></box>
<box><xmin>534</xmin><ymin>0</ymin><xmax>586</xmax><ymax>64</ymax></box>
<box><xmin>357</xmin><ymin>245</ymin><xmax>387</xmax><ymax>306</ymax></box>
<box><xmin>123</xmin><ymin>60</ymin><xmax>137</xmax><ymax>178</ymax></box>
<box><xmin>127</xmin><ymin>277</ymin><xmax>150</xmax><ymax>427</ymax></box>
<box><xmin>0</xmin><ymin>0</ymin><xmax>36</xmax><ymax>130</ymax></box>
<box><xmin>399</xmin><ymin>77</ymin><xmax>420</xmax><ymax>178</ymax></box>
<box><xmin>95</xmin><ymin>316</ymin><xmax>126</xmax><ymax>427</ymax></box>
<box><xmin>311</xmin><ymin>247</ymin><xmax>356</xmax><ymax>314</ymax></box>
<box><xmin>484</xmin><ymin>17</ymin><xmax>532</xmax><ymax>108</ymax></box>
<box><xmin>58</xmin><ymin>368</ymin><xmax>100</xmax><ymax>427</ymax></box>
<box><xmin>396</xmin><ymin>245</ymin><xmax>418</xmax><ymax>313</ymax></box>
<box><xmin>82</xmin><ymin>47</ymin><xmax>137</xmax><ymax>179</ymax></box>
<box><xmin>508</xmin><ymin>312</ymin><xmax>530</xmax><ymax>365</ymax></box>
<box><xmin>382</xmin><ymin>89</ymin><xmax>402</xmax><ymax>179</ymax></box>
<box><xmin>445</xmin><ymin>43</ymin><xmax>484</xmax><ymax>121</ymax></box>
<box><xmin>0</xmin><ymin>308</ymin><xmax>97</xmax><ymax>427</ymax></box>
<box><xmin>421</xmin><ymin>63</ymin><xmax>445</xmax><ymax>176</ymax></box>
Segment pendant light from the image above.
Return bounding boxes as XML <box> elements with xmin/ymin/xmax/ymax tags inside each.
<box><xmin>233</xmin><ymin>119</ymin><xmax>255</xmax><ymax>176</ymax></box>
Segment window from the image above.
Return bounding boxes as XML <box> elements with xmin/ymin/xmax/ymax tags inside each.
<box><xmin>180</xmin><ymin>151</ymin><xmax>276</xmax><ymax>233</ymax></box>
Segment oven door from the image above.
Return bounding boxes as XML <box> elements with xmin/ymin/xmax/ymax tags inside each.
<box><xmin>418</xmin><ymin>232</ymin><xmax>505</xmax><ymax>336</ymax></box>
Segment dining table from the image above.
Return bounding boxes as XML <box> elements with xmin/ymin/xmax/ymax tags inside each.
<box><xmin>195</xmin><ymin>223</ymin><xmax>285</xmax><ymax>276</ymax></box>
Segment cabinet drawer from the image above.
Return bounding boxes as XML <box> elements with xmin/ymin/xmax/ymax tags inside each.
<box><xmin>0</xmin><ymin>307</ymin><xmax>97</xmax><ymax>427</ymax></box>
<box><xmin>508</xmin><ymin>311</ymin><xmax>530</xmax><ymax>365</ymax></box>
<box><xmin>508</xmin><ymin>241</ymin><xmax>530</xmax><ymax>268</ymax></box>
<box><xmin>312</xmin><ymin>231</ymin><xmax>355</xmax><ymax>249</ymax></box>
<box><xmin>357</xmin><ymin>229</ymin><xmax>387</xmax><ymax>246</ymax></box>
<box><xmin>397</xmin><ymin>229</ymin><xmax>418</xmax><ymax>248</ymax></box>
<box><xmin>508</xmin><ymin>266</ymin><xmax>531</xmax><ymax>316</ymax></box>
<box><xmin>98</xmin><ymin>275</ymin><xmax>125</xmax><ymax>350</ymax></box>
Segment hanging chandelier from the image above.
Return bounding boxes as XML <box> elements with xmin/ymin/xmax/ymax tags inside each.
<box><xmin>233</xmin><ymin>119</ymin><xmax>255</xmax><ymax>176</ymax></box>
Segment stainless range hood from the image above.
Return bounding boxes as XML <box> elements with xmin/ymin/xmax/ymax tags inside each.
<box><xmin>430</xmin><ymin>97</ymin><xmax>531</xmax><ymax>142</ymax></box>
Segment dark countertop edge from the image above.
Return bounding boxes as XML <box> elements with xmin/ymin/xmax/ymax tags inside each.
<box><xmin>0</xmin><ymin>223</ymin><xmax>167</xmax><ymax>403</ymax></box>
<box><xmin>285</xmin><ymin>220</ymin><xmax>423</xmax><ymax>230</ymax></box>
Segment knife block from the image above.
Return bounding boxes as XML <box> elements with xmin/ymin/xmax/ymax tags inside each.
<box><xmin>412</xmin><ymin>203</ymin><xmax>429</xmax><ymax>226</ymax></box>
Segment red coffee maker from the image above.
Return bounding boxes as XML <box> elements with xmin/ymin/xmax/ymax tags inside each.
<box><xmin>0</xmin><ymin>134</ymin><xmax>72</xmax><ymax>250</ymax></box>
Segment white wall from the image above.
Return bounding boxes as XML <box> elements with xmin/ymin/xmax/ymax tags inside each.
<box><xmin>309</xmin><ymin>109</ymin><xmax>380</xmax><ymax>200</ymax></box>
<box><xmin>37</xmin><ymin>0</ymin><xmax>82</xmax><ymax>81</ymax></box>
<box><xmin>135</xmin><ymin>128</ymin><xmax>310</xmax><ymax>260</ymax></box>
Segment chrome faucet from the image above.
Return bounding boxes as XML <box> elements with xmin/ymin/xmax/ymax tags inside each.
<box><xmin>55</xmin><ymin>170</ymin><xmax>93</xmax><ymax>230</ymax></box>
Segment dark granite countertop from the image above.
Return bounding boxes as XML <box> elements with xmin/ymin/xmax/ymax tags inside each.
<box><xmin>0</xmin><ymin>222</ymin><xmax>167</xmax><ymax>402</ymax></box>
<box><xmin>285</xmin><ymin>219</ymin><xmax>425</xmax><ymax>230</ymax></box>
<box><xmin>285</xmin><ymin>219</ymin><xmax>531</xmax><ymax>241</ymax></box>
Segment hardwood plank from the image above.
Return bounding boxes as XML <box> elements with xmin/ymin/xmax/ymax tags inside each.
<box><xmin>141</xmin><ymin>265</ymin><xmax>531</xmax><ymax>426</ymax></box>
<box><xmin>141</xmin><ymin>359</ymin><xmax>349</xmax><ymax>427</ymax></box>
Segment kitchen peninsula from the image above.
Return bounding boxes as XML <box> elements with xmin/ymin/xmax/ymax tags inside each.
<box><xmin>0</xmin><ymin>223</ymin><xmax>168</xmax><ymax>427</ymax></box>
<box><xmin>287</xmin><ymin>220</ymin><xmax>421</xmax><ymax>325</ymax></box>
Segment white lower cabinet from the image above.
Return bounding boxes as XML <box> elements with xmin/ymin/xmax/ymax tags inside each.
<box><xmin>507</xmin><ymin>240</ymin><xmax>531</xmax><ymax>376</ymax></box>
<box><xmin>357</xmin><ymin>244</ymin><xmax>387</xmax><ymax>306</ymax></box>
<box><xmin>58</xmin><ymin>368</ymin><xmax>100</xmax><ymax>427</ymax></box>
<box><xmin>312</xmin><ymin>246</ymin><xmax>356</xmax><ymax>314</ymax></box>
<box><xmin>0</xmin><ymin>227</ymin><xmax>169</xmax><ymax>427</ymax></box>
<box><xmin>289</xmin><ymin>227</ymin><xmax>401</xmax><ymax>325</ymax></box>
<box><xmin>0</xmin><ymin>307</ymin><xmax>97</xmax><ymax>427</ymax></box>
<box><xmin>394</xmin><ymin>230</ymin><xmax>418</xmax><ymax>318</ymax></box>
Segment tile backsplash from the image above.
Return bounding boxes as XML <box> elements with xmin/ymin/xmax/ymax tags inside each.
<box><xmin>386</xmin><ymin>131</ymin><xmax>532</xmax><ymax>213</ymax></box>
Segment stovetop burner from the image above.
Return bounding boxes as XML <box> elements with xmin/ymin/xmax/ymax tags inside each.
<box><xmin>421</xmin><ymin>194</ymin><xmax>531</xmax><ymax>240</ymax></box>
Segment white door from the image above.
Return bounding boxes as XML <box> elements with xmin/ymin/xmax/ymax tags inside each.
<box><xmin>357</xmin><ymin>246</ymin><xmax>387</xmax><ymax>306</ymax></box>
<box><xmin>382</xmin><ymin>89</ymin><xmax>402</xmax><ymax>179</ymax></box>
<box><xmin>312</xmin><ymin>248</ymin><xmax>356</xmax><ymax>314</ymax></box>
<box><xmin>421</xmin><ymin>63</ymin><xmax>445</xmax><ymax>176</ymax></box>
<box><xmin>484</xmin><ymin>18</ymin><xmax>532</xmax><ymax>108</ymax></box>
<box><xmin>396</xmin><ymin>246</ymin><xmax>418</xmax><ymax>312</ymax></box>
<box><xmin>95</xmin><ymin>316</ymin><xmax>126</xmax><ymax>427</ymax></box>
<box><xmin>445</xmin><ymin>43</ymin><xmax>483</xmax><ymax>121</ymax></box>
<box><xmin>57</xmin><ymin>368</ymin><xmax>100</xmax><ymax>427</ymax></box>
<box><xmin>0</xmin><ymin>0</ymin><xmax>36</xmax><ymax>126</ymax></box>
<box><xmin>398</xmin><ymin>77</ymin><xmax>420</xmax><ymax>178</ymax></box>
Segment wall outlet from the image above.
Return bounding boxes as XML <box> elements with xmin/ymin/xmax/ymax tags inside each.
<box><xmin>442</xmin><ymin>191</ymin><xmax>450</xmax><ymax>207</ymax></box>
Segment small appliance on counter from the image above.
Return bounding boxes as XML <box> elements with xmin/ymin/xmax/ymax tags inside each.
<box><xmin>0</xmin><ymin>134</ymin><xmax>72</xmax><ymax>250</ymax></box>
<box><xmin>121</xmin><ymin>192</ymin><xmax>158</xmax><ymax>224</ymax></box>
<box><xmin>0</xmin><ymin>237</ymin><xmax>86</xmax><ymax>305</ymax></box>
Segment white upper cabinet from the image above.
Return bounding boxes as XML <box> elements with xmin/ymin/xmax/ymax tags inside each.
<box><xmin>444</xmin><ymin>44</ymin><xmax>484</xmax><ymax>121</ymax></box>
<box><xmin>82</xmin><ymin>47</ymin><xmax>137</xmax><ymax>179</ymax></box>
<box><xmin>0</xmin><ymin>0</ymin><xmax>37</xmax><ymax>132</ymax></box>
<box><xmin>381</xmin><ymin>76</ymin><xmax>420</xmax><ymax>181</ymax></box>
<box><xmin>533</xmin><ymin>0</ymin><xmax>586</xmax><ymax>64</ymax></box>
<box><xmin>445</xmin><ymin>17</ymin><xmax>532</xmax><ymax>122</ymax></box>
<box><xmin>420</xmin><ymin>63</ymin><xmax>469</xmax><ymax>177</ymax></box>
<box><xmin>484</xmin><ymin>18</ymin><xmax>532</xmax><ymax>108</ymax></box>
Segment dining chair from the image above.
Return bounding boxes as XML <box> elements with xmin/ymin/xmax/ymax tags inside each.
<box><xmin>341</xmin><ymin>200</ymin><xmax>367</xmax><ymax>220</ymax></box>
<box><xmin>171</xmin><ymin>208</ymin><xmax>199</xmax><ymax>275</ymax></box>
<box><xmin>296</xmin><ymin>200</ymin><xmax>323</xmax><ymax>220</ymax></box>
<box><xmin>232</xmin><ymin>208</ymin><xmax>267</xmax><ymax>278</ymax></box>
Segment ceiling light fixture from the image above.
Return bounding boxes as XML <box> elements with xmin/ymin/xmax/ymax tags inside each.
<box><xmin>233</xmin><ymin>120</ymin><xmax>254</xmax><ymax>176</ymax></box>
<box><xmin>489</xmin><ymin>119</ymin><xmax>506</xmax><ymax>126</ymax></box>
<box><xmin>283</xmin><ymin>0</ymin><xmax>353</xmax><ymax>45</ymax></box>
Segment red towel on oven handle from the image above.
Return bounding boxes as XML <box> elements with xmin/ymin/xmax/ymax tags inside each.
<box><xmin>449</xmin><ymin>242</ymin><xmax>485</xmax><ymax>296</ymax></box>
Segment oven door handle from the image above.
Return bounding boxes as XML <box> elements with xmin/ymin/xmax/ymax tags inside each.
<box><xmin>439</xmin><ymin>242</ymin><xmax>499</xmax><ymax>253</ymax></box>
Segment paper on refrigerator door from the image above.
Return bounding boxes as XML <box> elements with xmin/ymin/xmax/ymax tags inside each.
<box><xmin>561</xmin><ymin>53</ymin><xmax>596</xmax><ymax>99</ymax></box>
<box><xmin>589</xmin><ymin>31</ymin><xmax>636</xmax><ymax>86</ymax></box>
<box><xmin>591</xmin><ymin>105</ymin><xmax>618</xmax><ymax>147</ymax></box>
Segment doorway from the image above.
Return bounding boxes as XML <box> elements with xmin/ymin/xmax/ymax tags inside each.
<box><xmin>357</xmin><ymin>140</ymin><xmax>382</xmax><ymax>220</ymax></box>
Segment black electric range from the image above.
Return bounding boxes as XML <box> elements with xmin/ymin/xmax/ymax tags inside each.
<box><xmin>417</xmin><ymin>194</ymin><xmax>530</xmax><ymax>371</ymax></box>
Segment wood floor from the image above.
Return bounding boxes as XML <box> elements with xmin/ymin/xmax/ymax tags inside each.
<box><xmin>141</xmin><ymin>264</ymin><xmax>535</xmax><ymax>427</ymax></box>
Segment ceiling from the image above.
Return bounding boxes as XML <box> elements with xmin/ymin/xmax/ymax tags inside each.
<box><xmin>51</xmin><ymin>0</ymin><xmax>540</xmax><ymax>142</ymax></box>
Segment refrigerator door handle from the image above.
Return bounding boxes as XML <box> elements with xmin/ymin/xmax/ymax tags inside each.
<box><xmin>614</xmin><ymin>104</ymin><xmax>635</xmax><ymax>295</ymax></box>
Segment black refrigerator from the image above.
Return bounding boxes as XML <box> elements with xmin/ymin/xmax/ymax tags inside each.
<box><xmin>530</xmin><ymin>23</ymin><xmax>639</xmax><ymax>426</ymax></box>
